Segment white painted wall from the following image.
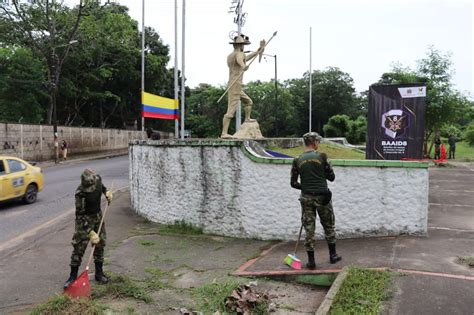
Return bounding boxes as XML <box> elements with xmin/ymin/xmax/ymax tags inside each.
<box><xmin>129</xmin><ymin>142</ymin><xmax>428</xmax><ymax>240</ymax></box>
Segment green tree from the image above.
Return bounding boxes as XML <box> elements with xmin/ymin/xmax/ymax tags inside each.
<box><xmin>285</xmin><ymin>67</ymin><xmax>360</xmax><ymax>136</ymax></box>
<box><xmin>1</xmin><ymin>0</ymin><xmax>89</xmax><ymax>124</ymax></box>
<box><xmin>0</xmin><ymin>46</ymin><xmax>46</xmax><ymax>122</ymax></box>
<box><xmin>244</xmin><ymin>80</ymin><xmax>297</xmax><ymax>137</ymax></box>
<box><xmin>186</xmin><ymin>84</ymin><xmax>226</xmax><ymax>138</ymax></box>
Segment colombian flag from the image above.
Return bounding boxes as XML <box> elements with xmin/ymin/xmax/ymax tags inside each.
<box><xmin>142</xmin><ymin>91</ymin><xmax>179</xmax><ymax>120</ymax></box>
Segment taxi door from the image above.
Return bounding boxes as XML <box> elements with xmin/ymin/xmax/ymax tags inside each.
<box><xmin>0</xmin><ymin>159</ymin><xmax>12</xmax><ymax>201</ymax></box>
<box><xmin>2</xmin><ymin>159</ymin><xmax>27</xmax><ymax>200</ymax></box>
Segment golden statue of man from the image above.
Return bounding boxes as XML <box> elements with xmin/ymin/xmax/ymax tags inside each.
<box><xmin>221</xmin><ymin>34</ymin><xmax>265</xmax><ymax>138</ymax></box>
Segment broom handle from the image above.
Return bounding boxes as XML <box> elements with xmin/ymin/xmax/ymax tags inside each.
<box><xmin>85</xmin><ymin>183</ymin><xmax>114</xmax><ymax>270</ymax></box>
<box><xmin>293</xmin><ymin>223</ymin><xmax>303</xmax><ymax>255</ymax></box>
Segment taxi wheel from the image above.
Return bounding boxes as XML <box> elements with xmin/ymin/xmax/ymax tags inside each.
<box><xmin>23</xmin><ymin>184</ymin><xmax>38</xmax><ymax>204</ymax></box>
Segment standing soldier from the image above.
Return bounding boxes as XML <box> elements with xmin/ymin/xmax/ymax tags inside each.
<box><xmin>434</xmin><ymin>135</ymin><xmax>441</xmax><ymax>160</ymax></box>
<box><xmin>290</xmin><ymin>132</ymin><xmax>342</xmax><ymax>269</ymax></box>
<box><xmin>448</xmin><ymin>134</ymin><xmax>456</xmax><ymax>159</ymax></box>
<box><xmin>221</xmin><ymin>34</ymin><xmax>265</xmax><ymax>138</ymax></box>
<box><xmin>64</xmin><ymin>169</ymin><xmax>113</xmax><ymax>289</ymax></box>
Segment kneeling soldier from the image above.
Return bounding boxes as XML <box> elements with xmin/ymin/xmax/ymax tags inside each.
<box><xmin>64</xmin><ymin>169</ymin><xmax>113</xmax><ymax>289</ymax></box>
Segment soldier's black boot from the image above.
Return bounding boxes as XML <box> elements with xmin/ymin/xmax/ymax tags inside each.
<box><xmin>95</xmin><ymin>262</ymin><xmax>109</xmax><ymax>284</ymax></box>
<box><xmin>64</xmin><ymin>266</ymin><xmax>78</xmax><ymax>289</ymax></box>
<box><xmin>306</xmin><ymin>251</ymin><xmax>316</xmax><ymax>270</ymax></box>
<box><xmin>328</xmin><ymin>243</ymin><xmax>342</xmax><ymax>264</ymax></box>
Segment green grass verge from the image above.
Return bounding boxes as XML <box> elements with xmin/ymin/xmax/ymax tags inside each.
<box><xmin>29</xmin><ymin>295</ymin><xmax>105</xmax><ymax>315</ymax></box>
<box><xmin>143</xmin><ymin>268</ymin><xmax>173</xmax><ymax>290</ymax></box>
<box><xmin>159</xmin><ymin>220</ymin><xmax>204</xmax><ymax>235</ymax></box>
<box><xmin>130</xmin><ymin>220</ymin><xmax>204</xmax><ymax>237</ymax></box>
<box><xmin>329</xmin><ymin>267</ymin><xmax>392</xmax><ymax>315</ymax></box>
<box><xmin>92</xmin><ymin>272</ymin><xmax>153</xmax><ymax>303</ymax></box>
<box><xmin>192</xmin><ymin>278</ymin><xmax>240</xmax><ymax>314</ymax></box>
<box><xmin>451</xmin><ymin>141</ymin><xmax>474</xmax><ymax>161</ymax></box>
<box><xmin>192</xmin><ymin>278</ymin><xmax>267</xmax><ymax>314</ymax></box>
<box><xmin>269</xmin><ymin>143</ymin><xmax>365</xmax><ymax>159</ymax></box>
<box><xmin>137</xmin><ymin>240</ymin><xmax>155</xmax><ymax>247</ymax></box>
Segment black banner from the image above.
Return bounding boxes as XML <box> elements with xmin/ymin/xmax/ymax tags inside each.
<box><xmin>366</xmin><ymin>84</ymin><xmax>426</xmax><ymax>160</ymax></box>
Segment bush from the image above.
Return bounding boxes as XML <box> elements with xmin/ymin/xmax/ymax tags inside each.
<box><xmin>323</xmin><ymin>115</ymin><xmax>351</xmax><ymax>137</ymax></box>
<box><xmin>346</xmin><ymin>116</ymin><xmax>367</xmax><ymax>144</ymax></box>
<box><xmin>465</xmin><ymin>122</ymin><xmax>474</xmax><ymax>146</ymax></box>
<box><xmin>323</xmin><ymin>115</ymin><xmax>367</xmax><ymax>144</ymax></box>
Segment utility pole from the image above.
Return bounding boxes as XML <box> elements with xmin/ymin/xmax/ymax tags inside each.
<box><xmin>229</xmin><ymin>0</ymin><xmax>247</xmax><ymax>131</ymax></box>
<box><xmin>180</xmin><ymin>0</ymin><xmax>186</xmax><ymax>139</ymax></box>
<box><xmin>141</xmin><ymin>0</ymin><xmax>145</xmax><ymax>138</ymax></box>
<box><xmin>174</xmin><ymin>0</ymin><xmax>179</xmax><ymax>138</ymax></box>
<box><xmin>309</xmin><ymin>27</ymin><xmax>312</xmax><ymax>132</ymax></box>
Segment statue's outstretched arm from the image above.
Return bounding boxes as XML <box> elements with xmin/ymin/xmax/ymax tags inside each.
<box><xmin>245</xmin><ymin>40</ymin><xmax>266</xmax><ymax>61</ymax></box>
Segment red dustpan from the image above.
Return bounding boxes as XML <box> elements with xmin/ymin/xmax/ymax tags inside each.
<box><xmin>64</xmin><ymin>268</ymin><xmax>91</xmax><ymax>297</ymax></box>
<box><xmin>64</xmin><ymin>190</ymin><xmax>112</xmax><ymax>298</ymax></box>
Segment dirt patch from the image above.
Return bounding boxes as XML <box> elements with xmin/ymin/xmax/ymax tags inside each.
<box><xmin>456</xmin><ymin>256</ymin><xmax>474</xmax><ymax>268</ymax></box>
<box><xmin>255</xmin><ymin>279</ymin><xmax>327</xmax><ymax>314</ymax></box>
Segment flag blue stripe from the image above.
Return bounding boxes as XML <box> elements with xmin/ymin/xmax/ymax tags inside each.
<box><xmin>142</xmin><ymin>105</ymin><xmax>178</xmax><ymax>115</ymax></box>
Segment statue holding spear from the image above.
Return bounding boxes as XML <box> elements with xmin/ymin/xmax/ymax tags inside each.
<box><xmin>219</xmin><ymin>32</ymin><xmax>277</xmax><ymax>138</ymax></box>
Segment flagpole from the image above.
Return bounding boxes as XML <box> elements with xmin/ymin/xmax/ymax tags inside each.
<box><xmin>174</xmin><ymin>0</ymin><xmax>179</xmax><ymax>138</ymax></box>
<box><xmin>309</xmin><ymin>26</ymin><xmax>312</xmax><ymax>132</ymax></box>
<box><xmin>180</xmin><ymin>0</ymin><xmax>186</xmax><ymax>140</ymax></box>
<box><xmin>235</xmin><ymin>0</ymin><xmax>242</xmax><ymax>131</ymax></box>
<box><xmin>141</xmin><ymin>0</ymin><xmax>145</xmax><ymax>138</ymax></box>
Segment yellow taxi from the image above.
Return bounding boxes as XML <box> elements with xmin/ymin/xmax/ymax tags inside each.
<box><xmin>0</xmin><ymin>156</ymin><xmax>44</xmax><ymax>204</ymax></box>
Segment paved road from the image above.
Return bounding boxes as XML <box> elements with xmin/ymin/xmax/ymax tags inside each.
<box><xmin>0</xmin><ymin>156</ymin><xmax>129</xmax><ymax>248</ymax></box>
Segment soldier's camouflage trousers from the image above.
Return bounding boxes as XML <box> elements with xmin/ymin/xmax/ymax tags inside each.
<box><xmin>70</xmin><ymin>213</ymin><xmax>106</xmax><ymax>267</ymax></box>
<box><xmin>299</xmin><ymin>194</ymin><xmax>336</xmax><ymax>251</ymax></box>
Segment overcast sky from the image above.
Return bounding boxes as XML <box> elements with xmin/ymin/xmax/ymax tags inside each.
<box><xmin>117</xmin><ymin>0</ymin><xmax>473</xmax><ymax>97</ymax></box>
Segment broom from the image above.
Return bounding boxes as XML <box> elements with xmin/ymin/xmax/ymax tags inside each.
<box><xmin>64</xmin><ymin>184</ymin><xmax>113</xmax><ymax>298</ymax></box>
<box><xmin>283</xmin><ymin>223</ymin><xmax>303</xmax><ymax>270</ymax></box>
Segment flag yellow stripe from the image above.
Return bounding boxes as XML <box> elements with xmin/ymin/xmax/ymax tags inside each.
<box><xmin>142</xmin><ymin>91</ymin><xmax>178</xmax><ymax>110</ymax></box>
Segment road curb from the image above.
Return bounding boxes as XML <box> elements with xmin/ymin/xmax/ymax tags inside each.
<box><xmin>315</xmin><ymin>266</ymin><xmax>349</xmax><ymax>315</ymax></box>
<box><xmin>39</xmin><ymin>150</ymin><xmax>128</xmax><ymax>169</ymax></box>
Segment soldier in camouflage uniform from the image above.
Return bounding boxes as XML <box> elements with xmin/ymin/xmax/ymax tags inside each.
<box><xmin>290</xmin><ymin>132</ymin><xmax>342</xmax><ymax>269</ymax></box>
<box><xmin>64</xmin><ymin>169</ymin><xmax>113</xmax><ymax>289</ymax></box>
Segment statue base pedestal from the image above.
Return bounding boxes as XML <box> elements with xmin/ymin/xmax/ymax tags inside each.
<box><xmin>233</xmin><ymin>121</ymin><xmax>264</xmax><ymax>139</ymax></box>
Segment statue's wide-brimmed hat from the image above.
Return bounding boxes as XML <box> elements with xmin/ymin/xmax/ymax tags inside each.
<box><xmin>229</xmin><ymin>34</ymin><xmax>250</xmax><ymax>45</ymax></box>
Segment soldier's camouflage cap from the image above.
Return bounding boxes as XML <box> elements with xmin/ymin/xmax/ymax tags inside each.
<box><xmin>302</xmin><ymin>132</ymin><xmax>322</xmax><ymax>141</ymax></box>
<box><xmin>81</xmin><ymin>168</ymin><xmax>97</xmax><ymax>190</ymax></box>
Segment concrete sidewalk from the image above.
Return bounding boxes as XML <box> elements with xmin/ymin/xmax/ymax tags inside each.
<box><xmin>34</xmin><ymin>149</ymin><xmax>128</xmax><ymax>169</ymax></box>
<box><xmin>235</xmin><ymin>163</ymin><xmax>474</xmax><ymax>314</ymax></box>
<box><xmin>0</xmin><ymin>190</ymin><xmax>327</xmax><ymax>314</ymax></box>
<box><xmin>1</xmin><ymin>162</ymin><xmax>472</xmax><ymax>314</ymax></box>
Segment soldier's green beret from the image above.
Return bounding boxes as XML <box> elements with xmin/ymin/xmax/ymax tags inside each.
<box><xmin>302</xmin><ymin>132</ymin><xmax>322</xmax><ymax>141</ymax></box>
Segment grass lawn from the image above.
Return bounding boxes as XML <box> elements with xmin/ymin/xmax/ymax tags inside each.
<box><xmin>451</xmin><ymin>141</ymin><xmax>474</xmax><ymax>161</ymax></box>
<box><xmin>329</xmin><ymin>267</ymin><xmax>392</xmax><ymax>315</ymax></box>
<box><xmin>269</xmin><ymin>142</ymin><xmax>365</xmax><ymax>160</ymax></box>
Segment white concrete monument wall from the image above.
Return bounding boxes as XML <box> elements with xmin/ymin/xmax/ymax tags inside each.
<box><xmin>129</xmin><ymin>140</ymin><xmax>429</xmax><ymax>240</ymax></box>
